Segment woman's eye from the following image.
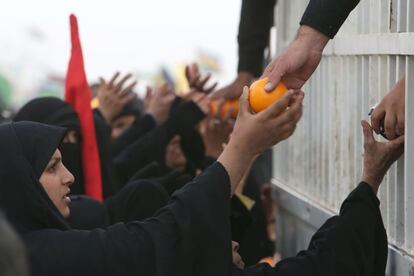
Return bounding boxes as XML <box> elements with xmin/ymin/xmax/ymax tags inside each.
<box><xmin>48</xmin><ymin>164</ymin><xmax>57</xmax><ymax>173</ymax></box>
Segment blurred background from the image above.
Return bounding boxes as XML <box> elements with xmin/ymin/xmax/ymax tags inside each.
<box><xmin>0</xmin><ymin>0</ymin><xmax>241</xmax><ymax>114</ymax></box>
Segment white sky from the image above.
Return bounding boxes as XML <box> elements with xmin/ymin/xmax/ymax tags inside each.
<box><xmin>0</xmin><ymin>0</ymin><xmax>241</xmax><ymax>104</ymax></box>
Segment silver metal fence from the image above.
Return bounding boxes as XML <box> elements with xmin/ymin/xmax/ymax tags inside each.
<box><xmin>272</xmin><ymin>0</ymin><xmax>414</xmax><ymax>273</ymax></box>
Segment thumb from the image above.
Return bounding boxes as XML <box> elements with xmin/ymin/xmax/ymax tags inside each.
<box><xmin>238</xmin><ymin>86</ymin><xmax>251</xmax><ymax>117</ymax></box>
<box><xmin>263</xmin><ymin>62</ymin><xmax>284</xmax><ymax>92</ymax></box>
<box><xmin>361</xmin><ymin>120</ymin><xmax>375</xmax><ymax>146</ymax></box>
<box><xmin>390</xmin><ymin>134</ymin><xmax>405</xmax><ymax>148</ymax></box>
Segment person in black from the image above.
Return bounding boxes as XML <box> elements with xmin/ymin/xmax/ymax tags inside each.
<box><xmin>232</xmin><ymin>119</ymin><xmax>404</xmax><ymax>275</ymax></box>
<box><xmin>214</xmin><ymin>0</ymin><xmax>362</xmax><ymax>100</ymax></box>
<box><xmin>213</xmin><ymin>0</ymin><xmax>276</xmax><ymax>100</ymax></box>
<box><xmin>13</xmin><ymin>97</ymin><xmax>120</xmax><ymax>197</ymax></box>
<box><xmin>0</xmin><ymin>88</ymin><xmax>304</xmax><ymax>276</ymax></box>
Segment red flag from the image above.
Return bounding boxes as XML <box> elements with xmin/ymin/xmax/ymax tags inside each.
<box><xmin>65</xmin><ymin>14</ymin><xmax>103</xmax><ymax>201</ymax></box>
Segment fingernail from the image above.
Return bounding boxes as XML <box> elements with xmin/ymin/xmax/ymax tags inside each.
<box><xmin>264</xmin><ymin>83</ymin><xmax>273</xmax><ymax>91</ymax></box>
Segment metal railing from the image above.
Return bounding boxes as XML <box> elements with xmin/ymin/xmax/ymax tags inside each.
<box><xmin>272</xmin><ymin>0</ymin><xmax>414</xmax><ymax>272</ymax></box>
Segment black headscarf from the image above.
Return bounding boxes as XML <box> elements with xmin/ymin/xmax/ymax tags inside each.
<box><xmin>13</xmin><ymin>97</ymin><xmax>85</xmax><ymax>195</ymax></box>
<box><xmin>14</xmin><ymin>97</ymin><xmax>81</xmax><ymax>135</ymax></box>
<box><xmin>0</xmin><ymin>122</ymin><xmax>71</xmax><ymax>233</ymax></box>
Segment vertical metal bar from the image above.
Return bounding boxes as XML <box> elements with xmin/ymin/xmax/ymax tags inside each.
<box><xmin>397</xmin><ymin>0</ymin><xmax>408</xmax><ymax>32</ymax></box>
<box><xmin>387</xmin><ymin>55</ymin><xmax>397</xmax><ymax>242</ymax></box>
<box><xmin>380</xmin><ymin>0</ymin><xmax>390</xmax><ymax>32</ymax></box>
<box><xmin>391</xmin><ymin>0</ymin><xmax>399</xmax><ymax>32</ymax></box>
<box><xmin>378</xmin><ymin>55</ymin><xmax>389</xmax><ymax>229</ymax></box>
<box><xmin>408</xmin><ymin>0</ymin><xmax>414</xmax><ymax>32</ymax></box>
<box><xmin>404</xmin><ymin>56</ymin><xmax>414</xmax><ymax>254</ymax></box>
<box><xmin>395</xmin><ymin>55</ymin><xmax>406</xmax><ymax>247</ymax></box>
<box><xmin>328</xmin><ymin>57</ymin><xmax>336</xmax><ymax>208</ymax></box>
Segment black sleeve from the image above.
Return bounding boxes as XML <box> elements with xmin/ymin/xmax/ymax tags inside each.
<box><xmin>25</xmin><ymin>162</ymin><xmax>232</xmax><ymax>276</ymax></box>
<box><xmin>300</xmin><ymin>0</ymin><xmax>361</xmax><ymax>38</ymax></box>
<box><xmin>111</xmin><ymin>114</ymin><xmax>156</xmax><ymax>156</ymax></box>
<box><xmin>237</xmin><ymin>0</ymin><xmax>276</xmax><ymax>77</ymax></box>
<box><xmin>232</xmin><ymin>182</ymin><xmax>388</xmax><ymax>276</ymax></box>
<box><xmin>114</xmin><ymin>101</ymin><xmax>206</xmax><ymax>183</ymax></box>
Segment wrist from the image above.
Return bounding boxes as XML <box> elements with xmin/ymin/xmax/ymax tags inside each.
<box><xmin>361</xmin><ymin>173</ymin><xmax>383</xmax><ymax>194</ymax></box>
<box><xmin>98</xmin><ymin>108</ymin><xmax>113</xmax><ymax>124</ymax></box>
<box><xmin>296</xmin><ymin>26</ymin><xmax>329</xmax><ymax>53</ymax></box>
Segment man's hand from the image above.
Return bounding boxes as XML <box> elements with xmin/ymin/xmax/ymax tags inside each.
<box><xmin>262</xmin><ymin>26</ymin><xmax>329</xmax><ymax>91</ymax></box>
<box><xmin>371</xmin><ymin>77</ymin><xmax>405</xmax><ymax>140</ymax></box>
<box><xmin>185</xmin><ymin>63</ymin><xmax>217</xmax><ymax>94</ymax></box>
<box><xmin>97</xmin><ymin>72</ymin><xmax>137</xmax><ymax>124</ymax></box>
<box><xmin>146</xmin><ymin>83</ymin><xmax>175</xmax><ymax>124</ymax></box>
<box><xmin>210</xmin><ymin>71</ymin><xmax>254</xmax><ymax>100</ymax></box>
<box><xmin>361</xmin><ymin>120</ymin><xmax>405</xmax><ymax>194</ymax></box>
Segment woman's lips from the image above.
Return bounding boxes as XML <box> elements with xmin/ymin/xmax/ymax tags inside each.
<box><xmin>63</xmin><ymin>196</ymin><xmax>71</xmax><ymax>205</ymax></box>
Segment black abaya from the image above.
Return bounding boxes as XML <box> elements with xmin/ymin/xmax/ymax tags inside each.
<box><xmin>232</xmin><ymin>182</ymin><xmax>388</xmax><ymax>276</ymax></box>
<box><xmin>0</xmin><ymin>121</ymin><xmax>232</xmax><ymax>276</ymax></box>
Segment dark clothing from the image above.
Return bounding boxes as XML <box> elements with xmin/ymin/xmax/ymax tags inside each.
<box><xmin>239</xmin><ymin>151</ymin><xmax>274</xmax><ymax>265</ymax></box>
<box><xmin>300</xmin><ymin>0</ymin><xmax>361</xmax><ymax>38</ymax></box>
<box><xmin>114</xmin><ymin>101</ymin><xmax>205</xmax><ymax>183</ymax></box>
<box><xmin>67</xmin><ymin>195</ymin><xmax>108</xmax><ymax>230</ymax></box>
<box><xmin>111</xmin><ymin>113</ymin><xmax>156</xmax><ymax>157</ymax></box>
<box><xmin>104</xmin><ymin>180</ymin><xmax>169</xmax><ymax>223</ymax></box>
<box><xmin>238</xmin><ymin>0</ymin><xmax>361</xmax><ymax>77</ymax></box>
<box><xmin>233</xmin><ymin>182</ymin><xmax>388</xmax><ymax>276</ymax></box>
<box><xmin>0</xmin><ymin>121</ymin><xmax>233</xmax><ymax>276</ymax></box>
<box><xmin>237</xmin><ymin>0</ymin><xmax>276</xmax><ymax>77</ymax></box>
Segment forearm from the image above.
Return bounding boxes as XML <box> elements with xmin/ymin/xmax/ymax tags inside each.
<box><xmin>217</xmin><ymin>140</ymin><xmax>256</xmax><ymax>195</ymax></box>
<box><xmin>300</xmin><ymin>0</ymin><xmax>361</xmax><ymax>38</ymax></box>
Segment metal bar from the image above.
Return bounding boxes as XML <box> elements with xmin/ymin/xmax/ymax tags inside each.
<box><xmin>323</xmin><ymin>33</ymin><xmax>414</xmax><ymax>56</ymax></box>
<box><xmin>394</xmin><ymin>55</ymin><xmax>406</xmax><ymax>247</ymax></box>
<box><xmin>404</xmin><ymin>56</ymin><xmax>414</xmax><ymax>254</ymax></box>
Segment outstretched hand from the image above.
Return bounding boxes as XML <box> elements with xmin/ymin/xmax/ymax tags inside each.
<box><xmin>361</xmin><ymin>120</ymin><xmax>404</xmax><ymax>194</ymax></box>
<box><xmin>97</xmin><ymin>72</ymin><xmax>137</xmax><ymax>124</ymax></box>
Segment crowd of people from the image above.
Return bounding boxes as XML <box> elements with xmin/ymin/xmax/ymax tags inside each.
<box><xmin>0</xmin><ymin>0</ymin><xmax>409</xmax><ymax>275</ymax></box>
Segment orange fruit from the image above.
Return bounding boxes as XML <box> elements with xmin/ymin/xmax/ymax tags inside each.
<box><xmin>210</xmin><ymin>99</ymin><xmax>239</xmax><ymax>119</ymax></box>
<box><xmin>249</xmin><ymin>78</ymin><xmax>288</xmax><ymax>113</ymax></box>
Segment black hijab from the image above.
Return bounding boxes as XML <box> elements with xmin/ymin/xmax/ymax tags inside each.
<box><xmin>0</xmin><ymin>122</ymin><xmax>71</xmax><ymax>233</ymax></box>
<box><xmin>13</xmin><ymin>97</ymin><xmax>85</xmax><ymax>195</ymax></box>
<box><xmin>14</xmin><ymin>97</ymin><xmax>81</xmax><ymax>134</ymax></box>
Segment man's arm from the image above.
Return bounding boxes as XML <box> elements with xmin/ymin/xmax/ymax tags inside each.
<box><xmin>300</xmin><ymin>0</ymin><xmax>361</xmax><ymax>39</ymax></box>
<box><xmin>212</xmin><ymin>0</ymin><xmax>276</xmax><ymax>99</ymax></box>
<box><xmin>238</xmin><ymin>0</ymin><xmax>276</xmax><ymax>77</ymax></box>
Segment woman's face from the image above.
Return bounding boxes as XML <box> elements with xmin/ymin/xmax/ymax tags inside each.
<box><xmin>39</xmin><ymin>149</ymin><xmax>74</xmax><ymax>218</ymax></box>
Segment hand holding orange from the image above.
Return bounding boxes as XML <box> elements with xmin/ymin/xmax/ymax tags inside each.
<box><xmin>249</xmin><ymin>78</ymin><xmax>288</xmax><ymax>113</ymax></box>
<box><xmin>210</xmin><ymin>99</ymin><xmax>239</xmax><ymax>119</ymax></box>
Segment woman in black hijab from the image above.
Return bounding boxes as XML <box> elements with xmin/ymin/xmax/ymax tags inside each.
<box><xmin>14</xmin><ymin>97</ymin><xmax>120</xmax><ymax>197</ymax></box>
<box><xmin>13</xmin><ymin>97</ymin><xmax>173</xmax><ymax>228</ymax></box>
<box><xmin>0</xmin><ymin>89</ymin><xmax>303</xmax><ymax>276</ymax></box>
